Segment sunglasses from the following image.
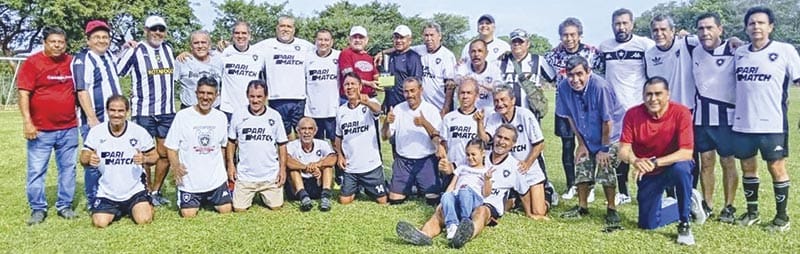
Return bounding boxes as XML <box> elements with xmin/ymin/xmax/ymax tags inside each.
<box><xmin>149</xmin><ymin>26</ymin><xmax>166</xmax><ymax>32</ymax></box>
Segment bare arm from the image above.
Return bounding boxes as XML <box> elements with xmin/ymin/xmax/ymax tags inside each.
<box><xmin>18</xmin><ymin>90</ymin><xmax>37</xmax><ymax>140</ymax></box>
<box><xmin>226</xmin><ymin>140</ymin><xmax>237</xmax><ymax>180</ymax></box>
<box><xmin>76</xmin><ymin>91</ymin><xmax>100</xmax><ymax>127</ymax></box>
<box><xmin>277</xmin><ymin>143</ymin><xmax>288</xmax><ymax>186</ymax></box>
<box><xmin>286</xmin><ymin>156</ymin><xmax>308</xmax><ymax>172</ymax></box>
<box><xmin>167</xmin><ymin>148</ymin><xmax>186</xmax><ymax>185</ymax></box>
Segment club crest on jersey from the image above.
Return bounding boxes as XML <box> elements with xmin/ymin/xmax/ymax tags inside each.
<box><xmin>436</xmin><ymin>58</ymin><xmax>442</xmax><ymax>64</ymax></box>
<box><xmin>651</xmin><ymin>56</ymin><xmax>663</xmax><ymax>66</ymax></box>
<box><xmin>503</xmin><ymin>169</ymin><xmax>510</xmax><ymax>177</ymax></box>
<box><xmin>516</xmin><ymin>124</ymin><xmax>524</xmax><ymax>132</ymax></box>
<box><xmin>181</xmin><ymin>193</ymin><xmax>191</xmax><ymax>203</ymax></box>
<box><xmin>333</xmin><ymin>59</ymin><xmax>338</xmax><ymax>64</ymax></box>
<box><xmin>316</xmin><ymin>150</ymin><xmax>323</xmax><ymax>156</ymax></box>
<box><xmin>616</xmin><ymin>50</ymin><xmax>625</xmax><ymax>60</ymax></box>
<box><xmin>716</xmin><ymin>59</ymin><xmax>725</xmax><ymax>66</ymax></box>
<box><xmin>129</xmin><ymin>138</ymin><xmax>138</xmax><ymax>147</ymax></box>
<box><xmin>99</xmin><ymin>139</ymin><xmax>107</xmax><ymax>144</ymax></box>
<box><xmin>362</xmin><ymin>107</ymin><xmax>368</xmax><ymax>113</ymax></box>
<box><xmin>769</xmin><ymin>53</ymin><xmax>778</xmax><ymax>62</ymax></box>
<box><xmin>268</xmin><ymin>119</ymin><xmax>276</xmax><ymax>126</ymax></box>
<box><xmin>155</xmin><ymin>54</ymin><xmax>162</xmax><ymax>63</ymax></box>
<box><xmin>493</xmin><ymin>48</ymin><xmax>499</xmax><ymax>53</ymax></box>
<box><xmin>484</xmin><ymin>77</ymin><xmax>493</xmax><ymax>83</ymax></box>
<box><xmin>252</xmin><ymin>55</ymin><xmax>259</xmax><ymax>61</ymax></box>
<box><xmin>294</xmin><ymin>45</ymin><xmax>301</xmax><ymax>51</ymax></box>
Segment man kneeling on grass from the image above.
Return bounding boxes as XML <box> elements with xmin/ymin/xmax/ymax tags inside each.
<box><xmin>227</xmin><ymin>80</ymin><xmax>289</xmax><ymax>212</ymax></box>
<box><xmin>166</xmin><ymin>77</ymin><xmax>233</xmax><ymax>217</ymax></box>
<box><xmin>81</xmin><ymin>95</ymin><xmax>157</xmax><ymax>227</ymax></box>
<box><xmin>396</xmin><ymin>124</ymin><xmax>524</xmax><ymax>248</ymax></box>
<box><xmin>286</xmin><ymin>117</ymin><xmax>336</xmax><ymax>212</ymax></box>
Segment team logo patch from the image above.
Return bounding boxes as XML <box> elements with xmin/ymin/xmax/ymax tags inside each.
<box><xmin>294</xmin><ymin>45</ymin><xmax>301</xmax><ymax>51</ymax></box>
<box><xmin>485</xmin><ymin>77</ymin><xmax>493</xmax><ymax>83</ymax></box>
<box><xmin>516</xmin><ymin>124</ymin><xmax>524</xmax><ymax>132</ymax></box>
<box><xmin>650</xmin><ymin>56</ymin><xmax>663</xmax><ymax>66</ymax></box>
<box><xmin>181</xmin><ymin>193</ymin><xmax>192</xmax><ymax>203</ymax></box>
<box><xmin>616</xmin><ymin>50</ymin><xmax>626</xmax><ymax>60</ymax></box>
<box><xmin>436</xmin><ymin>58</ymin><xmax>441</xmax><ymax>64</ymax></box>
<box><xmin>74</xmin><ymin>59</ymin><xmax>83</xmax><ymax>65</ymax></box>
<box><xmin>155</xmin><ymin>54</ymin><xmax>162</xmax><ymax>63</ymax></box>
<box><xmin>769</xmin><ymin>53</ymin><xmax>778</xmax><ymax>62</ymax></box>
<box><xmin>493</xmin><ymin>48</ymin><xmax>499</xmax><ymax>53</ymax></box>
<box><xmin>99</xmin><ymin>139</ymin><xmax>107</xmax><ymax>144</ymax></box>
<box><xmin>253</xmin><ymin>55</ymin><xmax>259</xmax><ymax>61</ymax></box>
<box><xmin>268</xmin><ymin>119</ymin><xmax>276</xmax><ymax>126</ymax></box>
<box><xmin>737</xmin><ymin>55</ymin><xmax>744</xmax><ymax>60</ymax></box>
<box><xmin>129</xmin><ymin>138</ymin><xmax>138</xmax><ymax>147</ymax></box>
<box><xmin>774</xmin><ymin>145</ymin><xmax>784</xmax><ymax>151</ymax></box>
<box><xmin>354</xmin><ymin>60</ymin><xmax>373</xmax><ymax>72</ymax></box>
<box><xmin>93</xmin><ymin>199</ymin><xmax>101</xmax><ymax>208</ymax></box>
<box><xmin>362</xmin><ymin>107</ymin><xmax>368</xmax><ymax>113</ymax></box>
<box><xmin>333</xmin><ymin>59</ymin><xmax>338</xmax><ymax>64</ymax></box>
<box><xmin>316</xmin><ymin>150</ymin><xmax>323</xmax><ymax>156</ymax></box>
<box><xmin>503</xmin><ymin>169</ymin><xmax>510</xmax><ymax>177</ymax></box>
<box><xmin>777</xmin><ymin>194</ymin><xmax>787</xmax><ymax>203</ymax></box>
<box><xmin>716</xmin><ymin>59</ymin><xmax>725</xmax><ymax>66</ymax></box>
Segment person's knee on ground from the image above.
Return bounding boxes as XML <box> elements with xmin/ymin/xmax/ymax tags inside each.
<box><xmin>524</xmin><ymin>184</ymin><xmax>548</xmax><ymax>219</ymax></box>
<box><xmin>216</xmin><ymin>203</ymin><xmax>233</xmax><ymax>214</ymax></box>
<box><xmin>339</xmin><ymin>195</ymin><xmax>355</xmax><ymax>205</ymax></box>
<box><xmin>91</xmin><ymin>213</ymin><xmax>114</xmax><ymax>228</ymax></box>
<box><xmin>180</xmin><ymin>208</ymin><xmax>199</xmax><ymax>218</ymax></box>
<box><xmin>131</xmin><ymin>202</ymin><xmax>153</xmax><ymax>224</ymax></box>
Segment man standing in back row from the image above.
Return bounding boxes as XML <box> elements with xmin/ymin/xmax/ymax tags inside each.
<box><xmin>460</xmin><ymin>14</ymin><xmax>509</xmax><ymax>65</ymax></box>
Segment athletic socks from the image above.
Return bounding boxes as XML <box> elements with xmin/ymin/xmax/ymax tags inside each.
<box><xmin>617</xmin><ymin>163</ymin><xmax>630</xmax><ymax>196</ymax></box>
<box><xmin>321</xmin><ymin>188</ymin><xmax>332</xmax><ymax>199</ymax></box>
<box><xmin>743</xmin><ymin>176</ymin><xmax>760</xmax><ymax>213</ymax></box>
<box><xmin>297</xmin><ymin>189</ymin><xmax>310</xmax><ymax>200</ymax></box>
<box><xmin>774</xmin><ymin>180</ymin><xmax>790</xmax><ymax>220</ymax></box>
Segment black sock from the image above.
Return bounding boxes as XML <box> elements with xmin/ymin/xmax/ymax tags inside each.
<box><xmin>297</xmin><ymin>189</ymin><xmax>309</xmax><ymax>200</ymax></box>
<box><xmin>774</xmin><ymin>181</ymin><xmax>790</xmax><ymax>220</ymax></box>
<box><xmin>617</xmin><ymin>163</ymin><xmax>629</xmax><ymax>196</ymax></box>
<box><xmin>321</xmin><ymin>188</ymin><xmax>332</xmax><ymax>199</ymax></box>
<box><xmin>743</xmin><ymin>176</ymin><xmax>760</xmax><ymax>213</ymax></box>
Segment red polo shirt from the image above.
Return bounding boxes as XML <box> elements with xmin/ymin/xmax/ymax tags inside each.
<box><xmin>17</xmin><ymin>51</ymin><xmax>77</xmax><ymax>131</ymax></box>
<box><xmin>620</xmin><ymin>101</ymin><xmax>694</xmax><ymax>175</ymax></box>
<box><xmin>338</xmin><ymin>47</ymin><xmax>378</xmax><ymax>97</ymax></box>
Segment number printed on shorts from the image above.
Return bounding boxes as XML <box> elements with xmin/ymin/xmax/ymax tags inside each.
<box><xmin>375</xmin><ymin>184</ymin><xmax>386</xmax><ymax>194</ymax></box>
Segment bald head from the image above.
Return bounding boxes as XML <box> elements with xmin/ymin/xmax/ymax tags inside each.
<box><xmin>296</xmin><ymin>117</ymin><xmax>318</xmax><ymax>143</ymax></box>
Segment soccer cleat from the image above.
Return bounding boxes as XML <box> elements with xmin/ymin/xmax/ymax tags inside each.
<box><xmin>588</xmin><ymin>188</ymin><xmax>596</xmax><ymax>203</ymax></box>
<box><xmin>562</xmin><ymin>186</ymin><xmax>577</xmax><ymax>200</ymax></box>
<box><xmin>151</xmin><ymin>192</ymin><xmax>170</xmax><ymax>207</ymax></box>
<box><xmin>57</xmin><ymin>208</ymin><xmax>77</xmax><ymax>220</ymax></box>
<box><xmin>718</xmin><ymin>205</ymin><xmax>736</xmax><ymax>224</ymax></box>
<box><xmin>561</xmin><ymin>205</ymin><xmax>589</xmax><ymax>219</ymax></box>
<box><xmin>445</xmin><ymin>224</ymin><xmax>458</xmax><ymax>240</ymax></box>
<box><xmin>737</xmin><ymin>211</ymin><xmax>761</xmax><ymax>227</ymax></box>
<box><xmin>319</xmin><ymin>197</ymin><xmax>331</xmax><ymax>212</ymax></box>
<box><xmin>690</xmin><ymin>189</ymin><xmax>707</xmax><ymax>224</ymax></box>
<box><xmin>676</xmin><ymin>222</ymin><xmax>695</xmax><ymax>245</ymax></box>
<box><xmin>766</xmin><ymin>217</ymin><xmax>790</xmax><ymax>233</ymax></box>
<box><xmin>605</xmin><ymin>209</ymin><xmax>621</xmax><ymax>228</ymax></box>
<box><xmin>300</xmin><ymin>197</ymin><xmax>313</xmax><ymax>212</ymax></box>
<box><xmin>395</xmin><ymin>221</ymin><xmax>432</xmax><ymax>246</ymax></box>
<box><xmin>450</xmin><ymin>218</ymin><xmax>474</xmax><ymax>249</ymax></box>
<box><xmin>27</xmin><ymin>210</ymin><xmax>46</xmax><ymax>226</ymax></box>
<box><xmin>550</xmin><ymin>189</ymin><xmax>560</xmax><ymax>207</ymax></box>
<box><xmin>615</xmin><ymin>193</ymin><xmax>631</xmax><ymax>206</ymax></box>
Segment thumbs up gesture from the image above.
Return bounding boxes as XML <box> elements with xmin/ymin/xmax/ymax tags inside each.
<box><xmin>473</xmin><ymin>109</ymin><xmax>484</xmax><ymax>122</ymax></box>
<box><xmin>386</xmin><ymin>107</ymin><xmax>396</xmax><ymax>124</ymax></box>
<box><xmin>413</xmin><ymin>111</ymin><xmax>427</xmax><ymax>127</ymax></box>
<box><xmin>132</xmin><ymin>149</ymin><xmax>144</xmax><ymax>165</ymax></box>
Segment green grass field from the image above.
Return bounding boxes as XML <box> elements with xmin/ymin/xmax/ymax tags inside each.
<box><xmin>1</xmin><ymin>89</ymin><xmax>799</xmax><ymax>253</ymax></box>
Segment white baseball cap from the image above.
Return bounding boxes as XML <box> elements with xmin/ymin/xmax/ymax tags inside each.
<box><xmin>144</xmin><ymin>15</ymin><xmax>167</xmax><ymax>28</ymax></box>
<box><xmin>393</xmin><ymin>25</ymin><xmax>412</xmax><ymax>37</ymax></box>
<box><xmin>349</xmin><ymin>26</ymin><xmax>367</xmax><ymax>37</ymax></box>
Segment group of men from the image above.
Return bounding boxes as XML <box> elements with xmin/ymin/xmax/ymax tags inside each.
<box><xmin>17</xmin><ymin>5</ymin><xmax>798</xmax><ymax>248</ymax></box>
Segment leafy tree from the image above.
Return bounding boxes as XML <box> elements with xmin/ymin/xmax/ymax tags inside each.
<box><xmin>210</xmin><ymin>0</ymin><xmax>291</xmax><ymax>44</ymax></box>
<box><xmin>497</xmin><ymin>33</ymin><xmax>553</xmax><ymax>56</ymax></box>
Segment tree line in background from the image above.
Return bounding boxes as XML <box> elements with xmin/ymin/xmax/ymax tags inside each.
<box><xmin>1</xmin><ymin>0</ymin><xmax>798</xmax><ymax>59</ymax></box>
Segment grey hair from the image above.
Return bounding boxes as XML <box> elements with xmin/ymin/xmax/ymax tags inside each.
<box><xmin>423</xmin><ymin>22</ymin><xmax>442</xmax><ymax>34</ymax></box>
<box><xmin>558</xmin><ymin>17</ymin><xmax>584</xmax><ymax>36</ymax></box>
<box><xmin>231</xmin><ymin>21</ymin><xmax>251</xmax><ymax>33</ymax></box>
<box><xmin>492</xmin><ymin>84</ymin><xmax>514</xmax><ymax>98</ymax></box>
<box><xmin>495</xmin><ymin>123</ymin><xmax>519</xmax><ymax>142</ymax></box>
<box><xmin>459</xmin><ymin>77</ymin><xmax>480</xmax><ymax>94</ymax></box>
<box><xmin>650</xmin><ymin>14</ymin><xmax>675</xmax><ymax>29</ymax></box>
<box><xmin>190</xmin><ymin>30</ymin><xmax>211</xmax><ymax>41</ymax></box>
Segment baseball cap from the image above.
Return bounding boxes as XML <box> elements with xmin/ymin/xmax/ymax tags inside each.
<box><xmin>85</xmin><ymin>20</ymin><xmax>110</xmax><ymax>35</ymax></box>
<box><xmin>349</xmin><ymin>26</ymin><xmax>368</xmax><ymax>37</ymax></box>
<box><xmin>393</xmin><ymin>25</ymin><xmax>412</xmax><ymax>37</ymax></box>
<box><xmin>144</xmin><ymin>15</ymin><xmax>167</xmax><ymax>29</ymax></box>
<box><xmin>510</xmin><ymin>29</ymin><xmax>529</xmax><ymax>41</ymax></box>
<box><xmin>478</xmin><ymin>14</ymin><xmax>495</xmax><ymax>24</ymax></box>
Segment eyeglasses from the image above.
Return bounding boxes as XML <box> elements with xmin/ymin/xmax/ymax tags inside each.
<box><xmin>149</xmin><ymin>26</ymin><xmax>166</xmax><ymax>32</ymax></box>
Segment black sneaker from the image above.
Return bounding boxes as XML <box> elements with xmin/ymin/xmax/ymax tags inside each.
<box><xmin>766</xmin><ymin>216</ymin><xmax>791</xmax><ymax>233</ymax></box>
<box><xmin>396</xmin><ymin>221</ymin><xmax>432</xmax><ymax>246</ymax></box>
<box><xmin>299</xmin><ymin>197</ymin><xmax>313</xmax><ymax>212</ymax></box>
<box><xmin>676</xmin><ymin>222</ymin><xmax>695</xmax><ymax>245</ymax></box>
<box><xmin>737</xmin><ymin>211</ymin><xmax>761</xmax><ymax>227</ymax></box>
<box><xmin>450</xmin><ymin>218</ymin><xmax>474</xmax><ymax>249</ymax></box>
<box><xmin>57</xmin><ymin>208</ymin><xmax>77</xmax><ymax>219</ymax></box>
<box><xmin>27</xmin><ymin>210</ymin><xmax>46</xmax><ymax>226</ymax></box>
<box><xmin>561</xmin><ymin>205</ymin><xmax>589</xmax><ymax>219</ymax></box>
<box><xmin>605</xmin><ymin>209</ymin><xmax>621</xmax><ymax>228</ymax></box>
<box><xmin>718</xmin><ymin>205</ymin><xmax>736</xmax><ymax>224</ymax></box>
<box><xmin>319</xmin><ymin>197</ymin><xmax>331</xmax><ymax>212</ymax></box>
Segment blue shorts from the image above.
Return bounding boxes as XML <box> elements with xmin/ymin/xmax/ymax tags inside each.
<box><xmin>269</xmin><ymin>99</ymin><xmax>306</xmax><ymax>135</ymax></box>
<box><xmin>91</xmin><ymin>190</ymin><xmax>151</xmax><ymax>218</ymax></box>
<box><xmin>483</xmin><ymin>203</ymin><xmax>501</xmax><ymax>227</ymax></box>
<box><xmin>341</xmin><ymin>166</ymin><xmax>388</xmax><ymax>198</ymax></box>
<box><xmin>694</xmin><ymin>125</ymin><xmax>735</xmax><ymax>157</ymax></box>
<box><xmin>178</xmin><ymin>183</ymin><xmax>232</xmax><ymax>209</ymax></box>
<box><xmin>285</xmin><ymin>177</ymin><xmax>323</xmax><ymax>200</ymax></box>
<box><xmin>132</xmin><ymin>113</ymin><xmax>175</xmax><ymax>138</ymax></box>
<box><xmin>389</xmin><ymin>154</ymin><xmax>441</xmax><ymax>195</ymax></box>
<box><xmin>313</xmin><ymin>117</ymin><xmax>336</xmax><ymax>142</ymax></box>
<box><xmin>732</xmin><ymin>132</ymin><xmax>788</xmax><ymax>161</ymax></box>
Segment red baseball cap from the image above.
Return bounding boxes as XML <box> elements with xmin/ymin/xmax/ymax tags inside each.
<box><xmin>85</xmin><ymin>20</ymin><xmax>110</xmax><ymax>35</ymax></box>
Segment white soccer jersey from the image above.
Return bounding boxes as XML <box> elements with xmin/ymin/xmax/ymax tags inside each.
<box><xmin>218</xmin><ymin>45</ymin><xmax>264</xmax><ymax>113</ymax></box>
<box><xmin>452</xmin><ymin>165</ymin><xmax>488</xmax><ymax>197</ymax></box>
<box><xmin>117</xmin><ymin>42</ymin><xmax>176</xmax><ymax>117</ymax></box>
<box><xmin>484</xmin><ymin>106</ymin><xmax>545</xmax><ymax>186</ymax></box>
<box><xmin>287</xmin><ymin>139</ymin><xmax>335</xmax><ymax>178</ymax></box>
<box><xmin>72</xmin><ymin>48</ymin><xmax>122</xmax><ymax>125</ymax></box>
<box><xmin>305</xmin><ymin>49</ymin><xmax>341</xmax><ymax>118</ymax></box>
<box><xmin>412</xmin><ymin>45</ymin><xmax>457</xmax><ymax>110</ymax></box>
<box><xmin>174</xmin><ymin>55</ymin><xmax>223</xmax><ymax>107</ymax></box>
<box><xmin>335</xmin><ymin>99</ymin><xmax>382</xmax><ymax>174</ymax></box>
<box><xmin>228</xmin><ymin>106</ymin><xmax>288</xmax><ymax>182</ymax></box>
<box><xmin>483</xmin><ymin>153</ymin><xmax>525</xmax><ymax>217</ymax></box>
<box><xmin>733</xmin><ymin>41</ymin><xmax>800</xmax><ymax>133</ymax></box>
<box><xmin>83</xmin><ymin>121</ymin><xmax>154</xmax><ymax>201</ymax></box>
<box><xmin>164</xmin><ymin>107</ymin><xmax>228</xmax><ymax>193</ymax></box>
<box><xmin>455</xmin><ymin>62</ymin><xmax>503</xmax><ymax>110</ymax></box>
<box><xmin>440</xmin><ymin>108</ymin><xmax>480</xmax><ymax>166</ymax></box>
<box><xmin>692</xmin><ymin>40</ymin><xmax>736</xmax><ymax>126</ymax></box>
<box><xmin>599</xmin><ymin>35</ymin><xmax>655</xmax><ymax>110</ymax></box>
<box><xmin>388</xmin><ymin>101</ymin><xmax>443</xmax><ymax>159</ymax></box>
<box><xmin>256</xmin><ymin>38</ymin><xmax>314</xmax><ymax>100</ymax></box>
<box><xmin>460</xmin><ymin>38</ymin><xmax>510</xmax><ymax>65</ymax></box>
<box><xmin>645</xmin><ymin>36</ymin><xmax>698</xmax><ymax>109</ymax></box>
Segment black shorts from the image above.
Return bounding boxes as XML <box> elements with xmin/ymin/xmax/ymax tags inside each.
<box><xmin>178</xmin><ymin>183</ymin><xmax>233</xmax><ymax>209</ymax></box>
<box><xmin>341</xmin><ymin>166</ymin><xmax>388</xmax><ymax>198</ymax></box>
<box><xmin>285</xmin><ymin>177</ymin><xmax>323</xmax><ymax>200</ymax></box>
<box><xmin>269</xmin><ymin>99</ymin><xmax>306</xmax><ymax>135</ymax></box>
<box><xmin>91</xmin><ymin>190</ymin><xmax>151</xmax><ymax>218</ymax></box>
<box><xmin>483</xmin><ymin>203</ymin><xmax>501</xmax><ymax>227</ymax></box>
<box><xmin>732</xmin><ymin>132</ymin><xmax>788</xmax><ymax>161</ymax></box>
<box><xmin>132</xmin><ymin>114</ymin><xmax>175</xmax><ymax>138</ymax></box>
<box><xmin>694</xmin><ymin>125</ymin><xmax>736</xmax><ymax>157</ymax></box>
<box><xmin>554</xmin><ymin>115</ymin><xmax>574</xmax><ymax>138</ymax></box>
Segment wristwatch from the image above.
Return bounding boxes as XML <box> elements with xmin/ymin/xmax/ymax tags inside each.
<box><xmin>650</xmin><ymin>157</ymin><xmax>658</xmax><ymax>168</ymax></box>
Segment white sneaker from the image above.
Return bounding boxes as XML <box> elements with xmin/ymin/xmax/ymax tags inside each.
<box><xmin>561</xmin><ymin>186</ymin><xmax>577</xmax><ymax>200</ymax></box>
<box><xmin>446</xmin><ymin>224</ymin><xmax>458</xmax><ymax>240</ymax></box>
<box><xmin>615</xmin><ymin>193</ymin><xmax>631</xmax><ymax>206</ymax></box>
<box><xmin>587</xmin><ymin>188</ymin><xmax>596</xmax><ymax>203</ymax></box>
<box><xmin>690</xmin><ymin>189</ymin><xmax>707</xmax><ymax>224</ymax></box>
